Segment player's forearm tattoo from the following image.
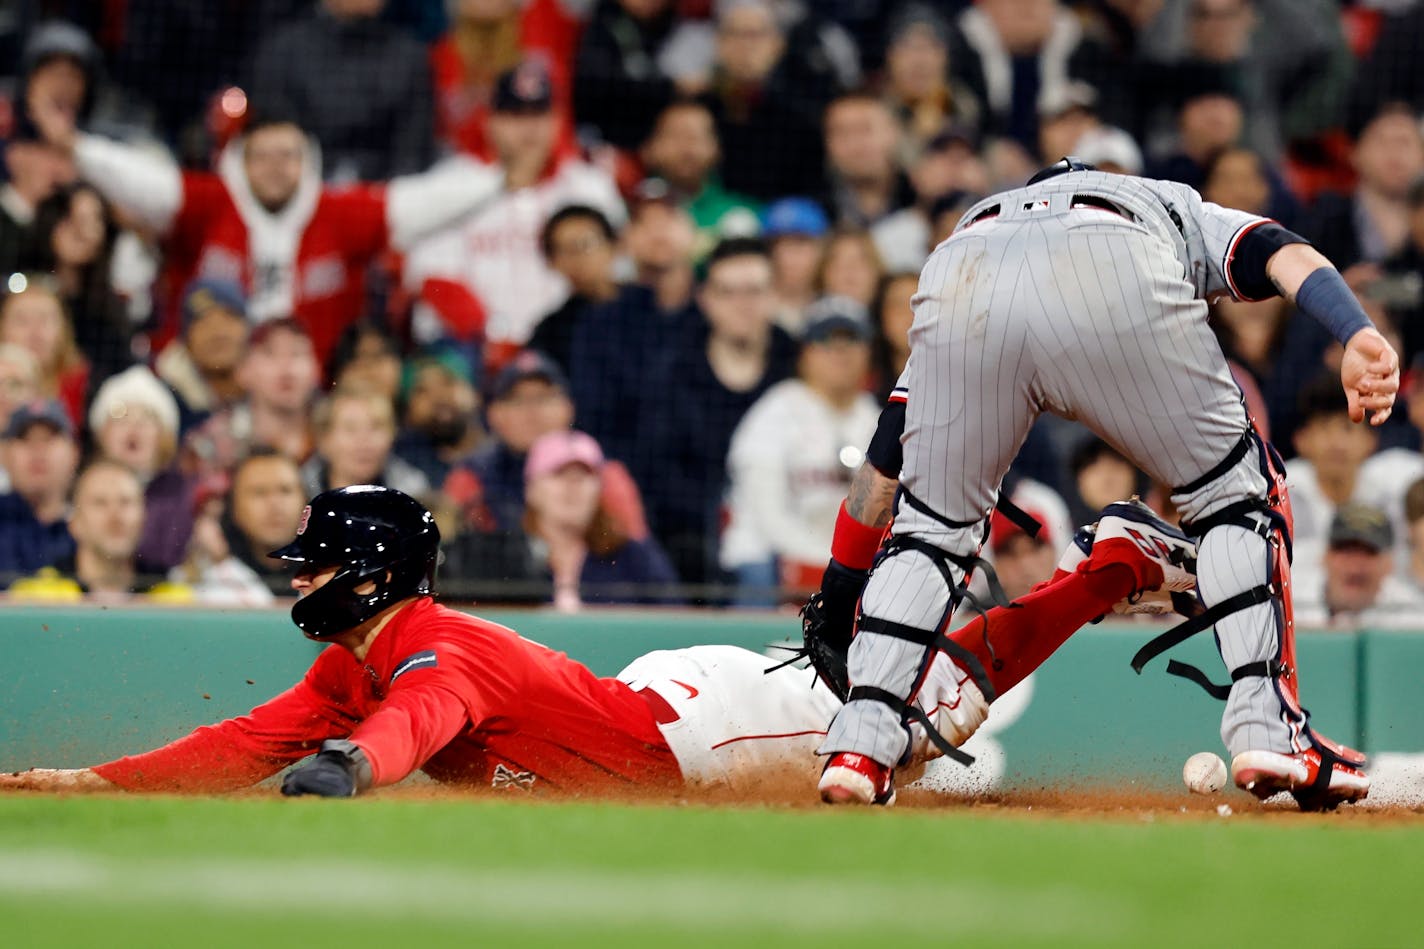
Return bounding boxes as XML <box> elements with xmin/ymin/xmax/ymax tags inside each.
<box><xmin>1269</xmin><ymin>272</ymin><xmax>1295</xmax><ymax>303</ymax></box>
<box><xmin>847</xmin><ymin>462</ymin><xmax>896</xmax><ymax>529</ymax></box>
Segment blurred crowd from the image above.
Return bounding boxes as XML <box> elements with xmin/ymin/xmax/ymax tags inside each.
<box><xmin>1</xmin><ymin>0</ymin><xmax>1424</xmax><ymax>623</ymax></box>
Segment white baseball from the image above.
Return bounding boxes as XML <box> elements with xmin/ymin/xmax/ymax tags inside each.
<box><xmin>1182</xmin><ymin>752</ymin><xmax>1227</xmax><ymax>794</ymax></box>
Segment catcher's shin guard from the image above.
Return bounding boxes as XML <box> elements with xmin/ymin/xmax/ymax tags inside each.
<box><xmin>1133</xmin><ymin>430</ymin><xmax>1366</xmax><ymax>808</ymax></box>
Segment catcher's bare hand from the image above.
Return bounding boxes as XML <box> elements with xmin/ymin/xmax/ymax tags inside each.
<box><xmin>1341</xmin><ymin>327</ymin><xmax>1399</xmax><ymax>426</ymax></box>
<box><xmin>0</xmin><ymin>768</ymin><xmax>112</xmax><ymax>792</ymax></box>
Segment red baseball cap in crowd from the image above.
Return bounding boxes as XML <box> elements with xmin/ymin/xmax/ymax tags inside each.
<box><xmin>989</xmin><ymin>506</ymin><xmax>1052</xmax><ymax>555</ymax></box>
<box><xmin>525</xmin><ymin>430</ymin><xmax>605</xmax><ymax>482</ymax></box>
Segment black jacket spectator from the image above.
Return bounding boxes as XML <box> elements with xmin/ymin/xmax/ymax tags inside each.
<box><xmin>573</xmin><ymin>0</ymin><xmax>679</xmax><ymax>150</ymax></box>
<box><xmin>639</xmin><ymin>317</ymin><xmax>797</xmax><ymax>586</ymax></box>
<box><xmin>249</xmin><ymin>4</ymin><xmax>436</xmax><ymax>180</ymax></box>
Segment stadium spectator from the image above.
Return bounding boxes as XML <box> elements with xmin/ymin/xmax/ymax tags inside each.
<box><xmin>1380</xmin><ymin>179</ymin><xmax>1424</xmax><ymax>364</ymax></box>
<box><xmin>1286</xmin><ymin>374</ymin><xmax>1382</xmax><ymax>575</ymax></box>
<box><xmin>14</xmin><ymin>459</ymin><xmax>190</xmax><ymax>600</ymax></box>
<box><xmin>0</xmin><ymin>345</ymin><xmax>40</xmax><ymax>490</ymax></box>
<box><xmin>1145</xmin><ymin>74</ymin><xmax>1245</xmax><ymax>189</ymax></box>
<box><xmin>816</xmin><ymin>228</ymin><xmax>885</xmax><ymax>309</ymax></box>
<box><xmin>0</xmin><ymin>279</ymin><xmax>87</xmax><ymax>429</ymax></box>
<box><xmin>871</xmin><ymin>271</ymin><xmax>918</xmax><ymax>399</ymax></box>
<box><xmin>706</xmin><ymin>0</ymin><xmax>831</xmax><ymax>201</ymax></box>
<box><xmin>1200</xmin><ymin>146</ymin><xmax>1272</xmax><ymax>217</ymax></box>
<box><xmin>328</xmin><ymin>322</ymin><xmax>403</xmax><ymax>403</ymax></box>
<box><xmin>430</xmin><ymin>0</ymin><xmax>578</xmax><ymax>159</ymax></box>
<box><xmin>155</xmin><ymin>279</ymin><xmax>251</xmax><ymax>431</ymax></box>
<box><xmin>1066</xmin><ymin>436</ymin><xmax>1144</xmax><ymax>528</ymax></box>
<box><xmin>1403</xmin><ymin>478</ymin><xmax>1424</xmax><ymax>596</ymax></box>
<box><xmin>1140</xmin><ymin>0</ymin><xmax>1351</xmax><ymax>161</ymax></box>
<box><xmin>528</xmin><ymin>205</ymin><xmax>621</xmax><ymax>373</ymax></box>
<box><xmin>33</xmin><ymin>105</ymin><xmax>502</xmax><ymax>367</ymax></box>
<box><xmin>22</xmin><ymin>182</ymin><xmax>132</xmax><ymax>387</ymax></box>
<box><xmin>880</xmin><ymin>4</ymin><xmax>981</xmax><ymax>154</ymax></box>
<box><xmin>0</xmin><ymin>138</ymin><xmax>74</xmax><ymax>274</ymax></box>
<box><xmin>640</xmin><ymin>237</ymin><xmax>797</xmax><ymax>586</ymax></box>
<box><xmin>573</xmin><ymin>0</ymin><xmax>684</xmax><ymax>150</ymax></box>
<box><xmin>405</xmin><ymin>61</ymin><xmax>625</xmax><ymax>362</ymax></box>
<box><xmin>218</xmin><ymin>448</ymin><xmax>308</xmax><ymax>594</ymax></box>
<box><xmin>248</xmin><ymin>0</ymin><xmax>435</xmax><ymax>181</ymax></box>
<box><xmin>927</xmin><ymin>189</ymin><xmax>981</xmax><ymax>248</ymax></box>
<box><xmin>523</xmin><ymin>429</ymin><xmax>678</xmax><ymax>609</ymax></box>
<box><xmin>1295</xmin><ymin>502</ymin><xmax>1424</xmax><ymax>628</ymax></box>
<box><xmin>569</xmin><ymin>186</ymin><xmax>698</xmax><ymax>471</ymax></box>
<box><xmin>114</xmin><ymin>0</ymin><xmax>307</xmax><ymax>149</ymax></box>
<box><xmin>721</xmin><ymin>296</ymin><xmax>879</xmax><ymax>603</ymax></box>
<box><xmin>762</xmin><ymin>197</ymin><xmax>830</xmax><ymax>333</ymax></box>
<box><xmin>871</xmin><ymin>128</ymin><xmax>987</xmax><ymax>271</ymax></box>
<box><xmin>948</xmin><ymin>0</ymin><xmax>1106</xmax><ymax>155</ymax></box>
<box><xmin>1071</xmin><ymin>124</ymin><xmax>1144</xmax><ymax>176</ymax></box>
<box><xmin>301</xmin><ymin>386</ymin><xmax>431</xmax><ymax>499</ymax></box>
<box><xmin>640</xmin><ymin>100</ymin><xmax>761</xmax><ymax>261</ymax></box>
<box><xmin>444</xmin><ymin>350</ymin><xmax>648</xmax><ymax>538</ymax></box>
<box><xmin>1349</xmin><ymin>3</ymin><xmax>1424</xmax><ymax>130</ymax></box>
<box><xmin>13</xmin><ymin>21</ymin><xmax>104</xmax><ymax>144</ymax></box>
<box><xmin>1301</xmin><ymin>103</ymin><xmax>1424</xmax><ymax>272</ymax></box>
<box><xmin>821</xmin><ymin>92</ymin><xmax>914</xmax><ymax>231</ymax></box>
<box><xmin>986</xmin><ymin>504</ymin><xmax>1058</xmax><ymax>603</ymax></box>
<box><xmin>395</xmin><ymin>349</ymin><xmax>484</xmax><ymax>486</ymax></box>
<box><xmin>1036</xmin><ymin>81</ymin><xmax>1102</xmax><ymax>167</ymax></box>
<box><xmin>0</xmin><ymin>399</ymin><xmax>79</xmax><ymax>577</ymax></box>
<box><xmin>89</xmin><ymin>366</ymin><xmax>194</xmax><ymax>572</ymax></box>
<box><xmin>183</xmin><ymin>319</ymin><xmax>320</xmax><ymax>480</ymax></box>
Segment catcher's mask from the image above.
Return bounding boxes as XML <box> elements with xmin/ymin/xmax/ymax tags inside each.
<box><xmin>1026</xmin><ymin>155</ymin><xmax>1098</xmax><ymax>186</ymax></box>
<box><xmin>269</xmin><ymin>485</ymin><xmax>441</xmax><ymax>639</ymax></box>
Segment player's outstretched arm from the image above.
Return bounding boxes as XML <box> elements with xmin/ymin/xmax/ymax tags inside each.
<box><xmin>0</xmin><ymin>768</ymin><xmax>113</xmax><ymax>792</ymax></box>
<box><xmin>1266</xmin><ymin>244</ymin><xmax>1400</xmax><ymax>426</ymax></box>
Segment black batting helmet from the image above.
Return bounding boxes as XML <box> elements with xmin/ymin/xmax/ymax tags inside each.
<box><xmin>269</xmin><ymin>485</ymin><xmax>441</xmax><ymax>639</ymax></box>
<box><xmin>1026</xmin><ymin>156</ymin><xmax>1098</xmax><ymax>186</ymax></box>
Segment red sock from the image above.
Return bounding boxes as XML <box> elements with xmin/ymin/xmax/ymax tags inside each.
<box><xmin>948</xmin><ymin>538</ymin><xmax>1162</xmax><ymax>696</ymax></box>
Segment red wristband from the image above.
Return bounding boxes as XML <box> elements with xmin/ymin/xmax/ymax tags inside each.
<box><xmin>831</xmin><ymin>501</ymin><xmax>887</xmax><ymax>571</ymax></box>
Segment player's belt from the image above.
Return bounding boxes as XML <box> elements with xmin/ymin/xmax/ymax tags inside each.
<box><xmin>965</xmin><ymin>195</ymin><xmax>1131</xmax><ymax>227</ymax></box>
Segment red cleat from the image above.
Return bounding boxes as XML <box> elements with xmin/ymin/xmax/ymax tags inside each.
<box><xmin>818</xmin><ymin>753</ymin><xmax>896</xmax><ymax>806</ymax></box>
<box><xmin>1231</xmin><ymin>748</ymin><xmax>1370</xmax><ymax>811</ymax></box>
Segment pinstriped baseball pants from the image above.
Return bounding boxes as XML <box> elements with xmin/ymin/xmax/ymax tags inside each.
<box><xmin>820</xmin><ymin>203</ymin><xmax>1295</xmax><ymax>768</ymax></box>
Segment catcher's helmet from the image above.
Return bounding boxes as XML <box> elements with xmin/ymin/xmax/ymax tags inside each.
<box><xmin>1026</xmin><ymin>156</ymin><xmax>1098</xmax><ymax>186</ymax></box>
<box><xmin>269</xmin><ymin>485</ymin><xmax>441</xmax><ymax>639</ymax></box>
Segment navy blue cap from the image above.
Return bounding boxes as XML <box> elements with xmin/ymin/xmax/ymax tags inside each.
<box><xmin>3</xmin><ymin>398</ymin><xmax>74</xmax><ymax>440</ymax></box>
<box><xmin>493</xmin><ymin>62</ymin><xmax>554</xmax><ymax>114</ymax></box>
<box><xmin>489</xmin><ymin>350</ymin><xmax>568</xmax><ymax>402</ymax></box>
<box><xmin>181</xmin><ymin>277</ymin><xmax>248</xmax><ymax>332</ymax></box>
<box><xmin>802</xmin><ymin>295</ymin><xmax>872</xmax><ymax>343</ymax></box>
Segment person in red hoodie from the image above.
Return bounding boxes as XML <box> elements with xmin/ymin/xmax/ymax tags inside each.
<box><xmin>26</xmin><ymin>96</ymin><xmax>504</xmax><ymax>370</ymax></box>
<box><xmin>0</xmin><ymin>485</ymin><xmax>1169</xmax><ymax>799</ymax></box>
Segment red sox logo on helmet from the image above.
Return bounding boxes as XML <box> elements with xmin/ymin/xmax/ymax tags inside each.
<box><xmin>296</xmin><ymin>504</ymin><xmax>311</xmax><ymax>536</ymax></box>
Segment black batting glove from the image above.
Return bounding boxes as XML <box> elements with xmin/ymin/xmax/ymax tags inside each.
<box><xmin>281</xmin><ymin>742</ymin><xmax>370</xmax><ymax>798</ymax></box>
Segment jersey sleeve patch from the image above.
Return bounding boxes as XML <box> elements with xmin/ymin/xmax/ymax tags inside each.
<box><xmin>391</xmin><ymin>650</ymin><xmax>439</xmax><ymax>684</ymax></box>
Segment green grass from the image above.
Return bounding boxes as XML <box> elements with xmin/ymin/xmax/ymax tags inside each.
<box><xmin>0</xmin><ymin>794</ymin><xmax>1417</xmax><ymax>948</ymax></box>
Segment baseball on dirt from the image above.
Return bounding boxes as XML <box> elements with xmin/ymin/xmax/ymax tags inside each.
<box><xmin>1183</xmin><ymin>752</ymin><xmax>1227</xmax><ymax>794</ymax></box>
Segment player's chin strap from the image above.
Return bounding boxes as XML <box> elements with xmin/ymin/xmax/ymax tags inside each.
<box><xmin>1130</xmin><ymin>433</ymin><xmax>1293</xmax><ymax>699</ymax></box>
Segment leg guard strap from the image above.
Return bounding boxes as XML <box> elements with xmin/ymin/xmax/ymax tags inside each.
<box><xmin>1130</xmin><ymin>585</ymin><xmax>1274</xmax><ymax>678</ymax></box>
<box><xmin>857</xmin><ymin>616</ymin><xmax>999</xmax><ymax>705</ymax></box>
<box><xmin>1164</xmin><ymin>657</ymin><xmax>1292</xmax><ymax>701</ymax></box>
<box><xmin>847</xmin><ymin>686</ymin><xmax>976</xmax><ymax>767</ymax></box>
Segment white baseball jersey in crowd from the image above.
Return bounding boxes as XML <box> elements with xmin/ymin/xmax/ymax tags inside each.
<box><xmin>403</xmin><ymin>154</ymin><xmax>626</xmax><ymax>346</ymax></box>
<box><xmin>821</xmin><ymin>171</ymin><xmax>1319</xmax><ymax>771</ymax></box>
<box><xmin>720</xmin><ymin>380</ymin><xmax>881</xmax><ymax>572</ymax></box>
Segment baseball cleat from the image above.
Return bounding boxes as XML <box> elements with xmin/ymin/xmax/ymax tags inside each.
<box><xmin>1231</xmin><ymin>749</ymin><xmax>1370</xmax><ymax>810</ymax></box>
<box><xmin>1092</xmin><ymin>498</ymin><xmax>1197</xmax><ymax>615</ymax></box>
<box><xmin>819</xmin><ymin>753</ymin><xmax>895</xmax><ymax>806</ymax></box>
<box><xmin>1055</xmin><ymin>524</ymin><xmax>1096</xmax><ymax>576</ymax></box>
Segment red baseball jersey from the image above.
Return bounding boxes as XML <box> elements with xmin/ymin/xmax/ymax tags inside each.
<box><xmin>93</xmin><ymin>598</ymin><xmax>682</xmax><ymax>794</ymax></box>
<box><xmin>161</xmin><ymin>173</ymin><xmax>388</xmax><ymax>367</ymax></box>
